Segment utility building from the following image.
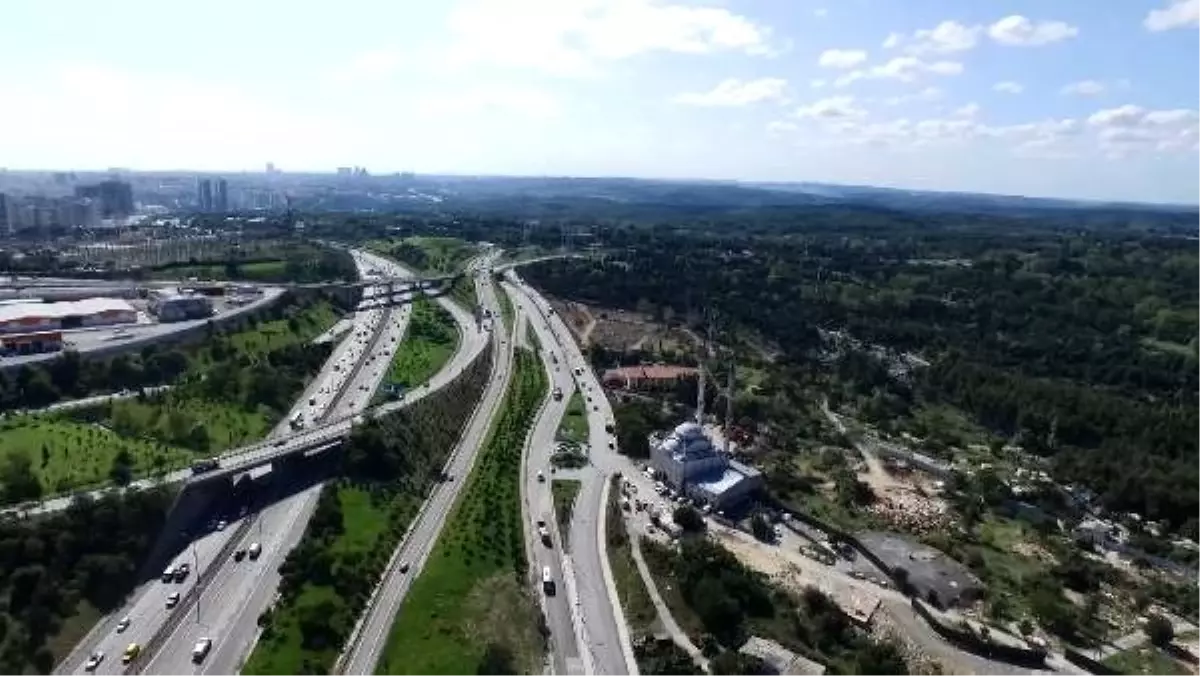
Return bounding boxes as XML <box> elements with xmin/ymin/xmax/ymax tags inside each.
<box><xmin>149</xmin><ymin>290</ymin><xmax>213</xmax><ymax>322</ymax></box>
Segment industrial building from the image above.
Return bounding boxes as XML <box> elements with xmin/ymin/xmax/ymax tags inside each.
<box><xmin>149</xmin><ymin>290</ymin><xmax>213</xmax><ymax>322</ymax></box>
<box><xmin>0</xmin><ymin>298</ymin><xmax>138</xmax><ymax>334</ymax></box>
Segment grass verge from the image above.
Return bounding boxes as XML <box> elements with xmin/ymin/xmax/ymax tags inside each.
<box><xmin>243</xmin><ymin>351</ymin><xmax>493</xmax><ymax>675</ymax></box>
<box><xmin>376</xmin><ymin>297</ymin><xmax>459</xmax><ymax>400</ymax></box>
<box><xmin>604</xmin><ymin>476</ymin><xmax>660</xmax><ymax>638</ymax></box>
<box><xmin>497</xmin><ymin>283</ymin><xmax>515</xmax><ymax>334</ymax></box>
<box><xmin>551</xmin><ymin>479</ymin><xmax>581</xmax><ymax>549</ymax></box>
<box><xmin>557</xmin><ymin>392</ymin><xmax>588</xmax><ymax>443</ymax></box>
<box><xmin>1102</xmin><ymin>644</ymin><xmax>1191</xmax><ymax>675</ymax></box>
<box><xmin>375</xmin><ymin>349</ymin><xmax>548</xmax><ymax>675</ymax></box>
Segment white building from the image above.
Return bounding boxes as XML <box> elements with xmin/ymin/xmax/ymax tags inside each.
<box><xmin>0</xmin><ymin>298</ymin><xmax>138</xmax><ymax>334</ymax></box>
<box><xmin>650</xmin><ymin>421</ymin><xmax>763</xmax><ymax>510</ymax></box>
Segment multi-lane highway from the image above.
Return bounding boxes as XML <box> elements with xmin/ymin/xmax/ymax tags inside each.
<box><xmin>338</xmin><ymin>267</ymin><xmax>510</xmax><ymax>675</ymax></box>
<box><xmin>55</xmin><ymin>249</ymin><xmax>484</xmax><ymax>676</ymax></box>
<box><xmin>508</xmin><ymin>285</ymin><xmax>587</xmax><ymax>675</ymax></box>
<box><xmin>504</xmin><ymin>272</ymin><xmax>637</xmax><ymax>676</ymax></box>
<box><xmin>133</xmin><ymin>250</ymin><xmax>414</xmax><ymax>675</ymax></box>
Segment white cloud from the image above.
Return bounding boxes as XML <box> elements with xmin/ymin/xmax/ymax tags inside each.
<box><xmin>884</xmin><ymin>87</ymin><xmax>942</xmax><ymax>106</ymax></box>
<box><xmin>881</xmin><ymin>32</ymin><xmax>902</xmax><ymax>49</ymax></box>
<box><xmin>1088</xmin><ymin>104</ymin><xmax>1149</xmax><ymax>127</ymax></box>
<box><xmin>818</xmin><ymin>49</ymin><xmax>868</xmax><ymax>69</ymax></box>
<box><xmin>440</xmin><ymin>0</ymin><xmax>774</xmax><ymax>76</ymax></box>
<box><xmin>954</xmin><ymin>103</ymin><xmax>981</xmax><ymax>117</ymax></box>
<box><xmin>813</xmin><ymin>8</ymin><xmax>828</xmax><ymax>18</ymax></box>
<box><xmin>416</xmin><ymin>85</ymin><xmax>562</xmax><ymax>119</ymax></box>
<box><xmin>325</xmin><ymin>47</ymin><xmax>407</xmax><ymax>83</ymax></box>
<box><xmin>766</xmin><ymin>120</ymin><xmax>798</xmax><ymax>134</ymax></box>
<box><xmin>1061</xmin><ymin>80</ymin><xmax>1106</xmax><ymax>96</ymax></box>
<box><xmin>1144</xmin><ymin>0</ymin><xmax>1200</xmax><ymax>30</ymax></box>
<box><xmin>988</xmin><ymin>15</ymin><xmax>1079</xmax><ymax>46</ymax></box>
<box><xmin>794</xmin><ymin>96</ymin><xmax>867</xmax><ymax>120</ymax></box>
<box><xmin>672</xmin><ymin>78</ymin><xmax>788</xmax><ymax>106</ymax></box>
<box><xmin>1087</xmin><ymin>104</ymin><xmax>1199</xmax><ymax>153</ymax></box>
<box><xmin>810</xmin><ymin>79</ymin><xmax>827</xmax><ymax>89</ymax></box>
<box><xmin>904</xmin><ymin>20</ymin><xmax>983</xmax><ymax>55</ymax></box>
<box><xmin>993</xmin><ymin>81</ymin><xmax>1024</xmax><ymax>94</ymax></box>
<box><xmin>0</xmin><ymin>63</ymin><xmax>344</xmax><ymax>170</ymax></box>
<box><xmin>835</xmin><ymin>56</ymin><xmax>963</xmax><ymax>86</ymax></box>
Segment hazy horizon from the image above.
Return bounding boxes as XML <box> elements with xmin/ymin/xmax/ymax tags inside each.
<box><xmin>2</xmin><ymin>0</ymin><xmax>1196</xmax><ymax>203</ymax></box>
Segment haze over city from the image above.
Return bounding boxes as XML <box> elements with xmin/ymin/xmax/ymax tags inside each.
<box><xmin>1</xmin><ymin>0</ymin><xmax>1197</xmax><ymax>204</ymax></box>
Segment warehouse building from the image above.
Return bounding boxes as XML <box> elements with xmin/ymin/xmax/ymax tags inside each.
<box><xmin>149</xmin><ymin>289</ymin><xmax>214</xmax><ymax>323</ymax></box>
<box><xmin>0</xmin><ymin>297</ymin><xmax>138</xmax><ymax>334</ymax></box>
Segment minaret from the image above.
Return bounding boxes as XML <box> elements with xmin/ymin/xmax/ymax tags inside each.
<box><xmin>723</xmin><ymin>363</ymin><xmax>736</xmax><ymax>455</ymax></box>
<box><xmin>695</xmin><ymin>359</ymin><xmax>706</xmax><ymax>424</ymax></box>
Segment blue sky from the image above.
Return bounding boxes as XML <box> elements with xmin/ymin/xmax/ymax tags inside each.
<box><xmin>1</xmin><ymin>0</ymin><xmax>1197</xmax><ymax>204</ymax></box>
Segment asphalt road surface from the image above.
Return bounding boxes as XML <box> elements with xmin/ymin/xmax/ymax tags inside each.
<box><xmin>504</xmin><ymin>275</ymin><xmax>634</xmax><ymax>676</ymax></box>
<box><xmin>57</xmin><ymin>250</ymin><xmax>419</xmax><ymax>676</ymax></box>
<box><xmin>137</xmin><ymin>250</ymin><xmax>422</xmax><ymax>675</ymax></box>
<box><xmin>339</xmin><ymin>267</ymin><xmax>516</xmax><ymax>675</ymax></box>
<box><xmin>509</xmin><ymin>287</ymin><xmax>585</xmax><ymax>675</ymax></box>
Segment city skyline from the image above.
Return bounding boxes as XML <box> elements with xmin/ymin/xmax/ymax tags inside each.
<box><xmin>0</xmin><ymin>0</ymin><xmax>1196</xmax><ymax>204</ymax></box>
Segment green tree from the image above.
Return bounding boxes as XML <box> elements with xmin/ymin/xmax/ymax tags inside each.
<box><xmin>1</xmin><ymin>452</ymin><xmax>42</xmax><ymax>503</ymax></box>
<box><xmin>673</xmin><ymin>505</ymin><xmax>705</xmax><ymax>533</ymax></box>
<box><xmin>1145</xmin><ymin>614</ymin><xmax>1174</xmax><ymax>647</ymax></box>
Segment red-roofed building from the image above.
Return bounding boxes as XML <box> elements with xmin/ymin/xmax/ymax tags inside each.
<box><xmin>601</xmin><ymin>365</ymin><xmax>699</xmax><ymax>391</ymax></box>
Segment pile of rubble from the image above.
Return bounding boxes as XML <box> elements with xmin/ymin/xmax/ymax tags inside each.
<box><xmin>868</xmin><ymin>492</ymin><xmax>953</xmax><ymax>536</ymax></box>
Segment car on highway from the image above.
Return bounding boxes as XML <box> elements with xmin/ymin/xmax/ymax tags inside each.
<box><xmin>84</xmin><ymin>650</ymin><xmax>105</xmax><ymax>671</ymax></box>
<box><xmin>536</xmin><ymin>470</ymin><xmax>545</xmax><ymax>483</ymax></box>
<box><xmin>166</xmin><ymin>592</ymin><xmax>181</xmax><ymax>608</ymax></box>
<box><xmin>233</xmin><ymin>548</ymin><xmax>246</xmax><ymax>562</ymax></box>
<box><xmin>161</xmin><ymin>564</ymin><xmax>175</xmax><ymax>582</ymax></box>
<box><xmin>216</xmin><ymin>519</ymin><xmax>227</xmax><ymax>531</ymax></box>
<box><xmin>192</xmin><ymin>637</ymin><xmax>213</xmax><ymax>663</ymax></box>
<box><xmin>116</xmin><ymin>616</ymin><xmax>131</xmax><ymax>633</ymax></box>
<box><xmin>399</xmin><ymin>561</ymin><xmax>410</xmax><ymax>574</ymax></box>
<box><xmin>248</xmin><ymin>542</ymin><xmax>262</xmax><ymax>559</ymax></box>
<box><xmin>121</xmin><ymin>643</ymin><xmax>140</xmax><ymax>664</ymax></box>
<box><xmin>174</xmin><ymin>562</ymin><xmax>191</xmax><ymax>582</ymax></box>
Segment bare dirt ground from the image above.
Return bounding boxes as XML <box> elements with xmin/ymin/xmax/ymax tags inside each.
<box><xmin>547</xmin><ymin>298</ymin><xmax>703</xmax><ymax>355</ymax></box>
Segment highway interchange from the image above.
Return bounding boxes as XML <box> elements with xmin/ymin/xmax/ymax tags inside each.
<box><xmin>50</xmin><ymin>244</ymin><xmax>645</xmax><ymax>676</ymax></box>
<box><xmin>54</xmin><ymin>249</ymin><xmax>490</xmax><ymax>675</ymax></box>
<box><xmin>338</xmin><ymin>265</ymin><xmax>509</xmax><ymax>674</ymax></box>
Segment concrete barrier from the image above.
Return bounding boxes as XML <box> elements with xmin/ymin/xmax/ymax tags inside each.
<box><xmin>910</xmin><ymin>599</ymin><xmax>1048</xmax><ymax>669</ymax></box>
<box><xmin>1063</xmin><ymin>646</ymin><xmax>1122</xmax><ymax>675</ymax></box>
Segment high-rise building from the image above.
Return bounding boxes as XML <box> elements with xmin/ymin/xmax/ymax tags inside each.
<box><xmin>214</xmin><ymin>179</ymin><xmax>229</xmax><ymax>213</ymax></box>
<box><xmin>74</xmin><ymin>180</ymin><xmax>133</xmax><ymax>218</ymax></box>
<box><xmin>0</xmin><ymin>193</ymin><xmax>11</xmax><ymax>235</ymax></box>
<box><xmin>197</xmin><ymin>179</ymin><xmax>213</xmax><ymax>211</ymax></box>
<box><xmin>265</xmin><ymin>162</ymin><xmax>276</xmax><ymax>174</ymax></box>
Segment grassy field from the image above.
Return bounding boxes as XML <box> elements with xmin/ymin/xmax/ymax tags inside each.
<box><xmin>551</xmin><ymin>479</ymin><xmax>581</xmax><ymax>548</ymax></box>
<box><xmin>497</xmin><ymin>284</ymin><xmax>516</xmax><ymax>333</ymax></box>
<box><xmin>450</xmin><ymin>276</ymin><xmax>478</xmax><ymax>313</ymax></box>
<box><xmin>149</xmin><ymin>260</ymin><xmax>287</xmax><ymax>281</ymax></box>
<box><xmin>0</xmin><ymin>415</ymin><xmax>192</xmax><ymax>495</ymax></box>
<box><xmin>557</xmin><ymin>392</ymin><xmax>588</xmax><ymax>443</ymax></box>
<box><xmin>106</xmin><ymin>395</ymin><xmax>275</xmax><ymax>451</ymax></box>
<box><xmin>1103</xmin><ymin>644</ymin><xmax>1191</xmax><ymax>675</ymax></box>
<box><xmin>604</xmin><ymin>478</ymin><xmax>660</xmax><ymax>638</ymax></box>
<box><xmin>369</xmin><ymin>237</ymin><xmax>476</xmax><ymax>274</ymax></box>
<box><xmin>244</xmin><ymin>484</ymin><xmax>407</xmax><ymax>675</ymax></box>
<box><xmin>0</xmin><ymin>299</ymin><xmax>341</xmax><ymax>497</ymax></box>
<box><xmin>225</xmin><ymin>301</ymin><xmax>339</xmax><ymax>360</ymax></box>
<box><xmin>379</xmin><ymin>298</ymin><xmax>458</xmax><ymax>396</ymax></box>
<box><xmin>375</xmin><ymin>349</ymin><xmax>548</xmax><ymax>675</ymax></box>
